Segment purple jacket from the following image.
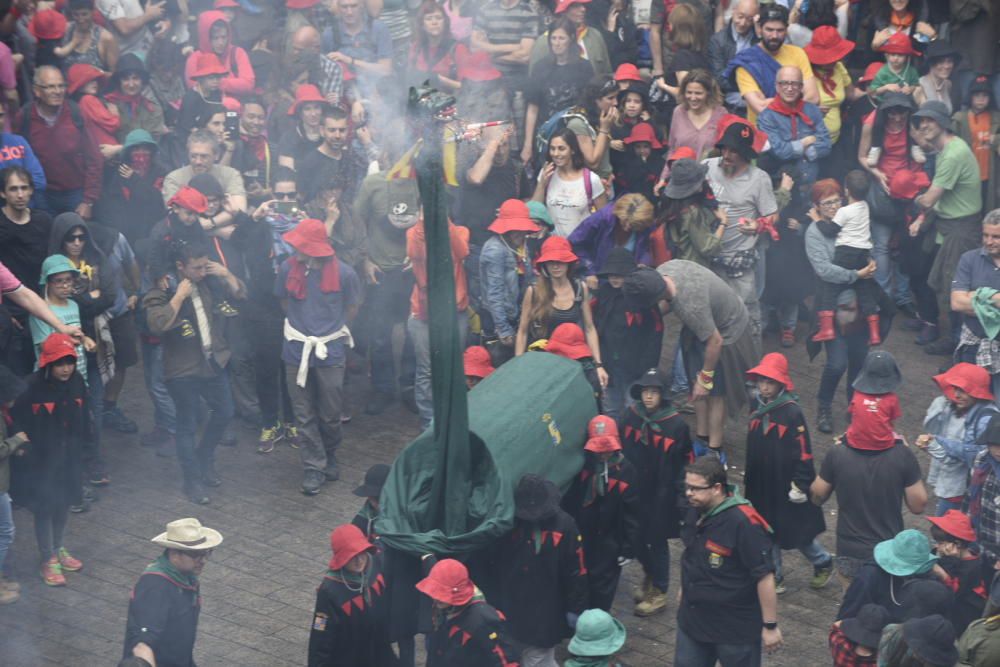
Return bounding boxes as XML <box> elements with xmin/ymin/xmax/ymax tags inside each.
<box><xmin>568</xmin><ymin>203</ymin><xmax>654</xmax><ymax>276</ymax></box>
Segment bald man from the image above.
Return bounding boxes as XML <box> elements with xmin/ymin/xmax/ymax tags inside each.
<box><xmin>708</xmin><ymin>0</ymin><xmax>760</xmax><ymax>112</ymax></box>
<box><xmin>757</xmin><ymin>65</ymin><xmax>831</xmax><ymax>187</ymax></box>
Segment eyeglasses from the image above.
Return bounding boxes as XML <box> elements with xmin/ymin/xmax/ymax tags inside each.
<box><xmin>776</xmin><ymin>80</ymin><xmax>803</xmax><ymax>89</ymax></box>
<box><xmin>182</xmin><ymin>549</ymin><xmax>213</xmax><ymax>561</ymax></box>
<box><xmin>36</xmin><ymin>84</ymin><xmax>67</xmax><ymax>91</ymax></box>
<box><xmin>49</xmin><ymin>277</ymin><xmax>75</xmax><ymax>286</ymax></box>
<box><xmin>818</xmin><ymin>198</ymin><xmax>843</xmax><ymax>208</ymax></box>
<box><xmin>685</xmin><ymin>483</ymin><xmax>715</xmax><ymax>492</ymax></box>
<box><xmin>275</xmin><ymin>192</ymin><xmax>298</xmax><ymax>200</ymax></box>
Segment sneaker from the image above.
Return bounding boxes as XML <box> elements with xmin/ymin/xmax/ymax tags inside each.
<box><xmin>341</xmin><ymin>414</ymin><xmax>352</xmax><ymax>424</ymax></box>
<box><xmin>323</xmin><ymin>460</ymin><xmax>340</xmax><ymax>482</ymax></box>
<box><xmin>780</xmin><ymin>327</ymin><xmax>795</xmax><ymax>348</ymax></box>
<box><xmin>364</xmin><ymin>392</ymin><xmax>395</xmax><ymax>416</ymax></box>
<box><xmin>141</xmin><ymin>426</ymin><xmax>172</xmax><ymax>448</ymax></box>
<box><xmin>810</xmin><ymin>562</ymin><xmax>834</xmax><ymax>589</ymax></box>
<box><xmin>775</xmin><ymin>577</ymin><xmax>787</xmax><ymax>595</ymax></box>
<box><xmin>40</xmin><ymin>557</ymin><xmax>66</xmax><ymax>587</ymax></box>
<box><xmin>634</xmin><ymin>587</ymin><xmax>668</xmax><ymax>617</ymax></box>
<box><xmin>0</xmin><ymin>587</ymin><xmax>17</xmax><ymax>604</ymax></box>
<box><xmin>57</xmin><ymin>548</ymin><xmax>83</xmax><ymax>572</ymax></box>
<box><xmin>102</xmin><ymin>406</ymin><xmax>138</xmax><ymax>434</ymax></box>
<box><xmin>69</xmin><ymin>502</ymin><xmax>89</xmax><ymax>514</ymax></box>
<box><xmin>910</xmin><ymin>144</ymin><xmax>927</xmax><ymax>164</ymax></box>
<box><xmin>0</xmin><ymin>577</ymin><xmax>21</xmax><ymax>594</ymax></box>
<box><xmin>866</xmin><ymin>146</ymin><xmax>882</xmax><ymax>167</ymax></box>
<box><xmin>915</xmin><ymin>323</ymin><xmax>940</xmax><ymax>346</ymax></box>
<box><xmin>257</xmin><ymin>424</ymin><xmax>283</xmax><ymax>453</ymax></box>
<box><xmin>284</xmin><ymin>424</ymin><xmax>300</xmax><ymax>449</ymax></box>
<box><xmin>184</xmin><ymin>481</ymin><xmax>210</xmax><ymax>505</ymax></box>
<box><xmin>301</xmin><ymin>470</ymin><xmax>325</xmax><ymax>496</ymax></box>
<box><xmin>88</xmin><ymin>471</ymin><xmax>110</xmax><ymax>486</ymax></box>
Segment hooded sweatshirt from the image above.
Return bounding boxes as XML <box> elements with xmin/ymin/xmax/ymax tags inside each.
<box><xmin>183</xmin><ymin>12</ymin><xmax>255</xmax><ymax>97</ymax></box>
<box><xmin>47</xmin><ymin>213</ymin><xmax>118</xmax><ymax>331</ymax></box>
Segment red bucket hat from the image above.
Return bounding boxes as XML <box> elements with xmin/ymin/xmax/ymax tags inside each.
<box><xmin>888</xmin><ymin>169</ymin><xmax>930</xmax><ymax>200</ymax></box>
<box><xmin>190</xmin><ymin>52</ymin><xmax>229</xmax><ymax>79</ymax></box>
<box><xmin>328</xmin><ymin>524</ymin><xmax>375</xmax><ymax>570</ymax></box>
<box><xmin>29</xmin><ymin>9</ymin><xmax>67</xmax><ymax>40</ymax></box>
<box><xmin>927</xmin><ymin>510</ymin><xmax>976</xmax><ymax>543</ymax></box>
<box><xmin>668</xmin><ymin>146</ymin><xmax>698</xmax><ymax>162</ymax></box>
<box><xmin>168</xmin><ymin>186</ymin><xmax>209</xmax><ymax>214</ymax></box>
<box><xmin>287</xmin><ymin>84</ymin><xmax>328</xmax><ymax>116</ymax></box>
<box><xmin>534</xmin><ymin>236</ymin><xmax>578</xmax><ymax>269</ymax></box>
<box><xmin>546</xmin><ymin>323</ymin><xmax>591</xmax><ymax>360</ymax></box>
<box><xmin>416</xmin><ymin>559</ymin><xmax>475</xmax><ymax>606</ymax></box>
<box><xmin>463</xmin><ymin>346</ymin><xmax>495</xmax><ymax>380</ymax></box>
<box><xmin>933</xmin><ymin>362</ymin><xmax>994</xmax><ymax>403</ymax></box>
<box><xmin>585</xmin><ymin>415</ymin><xmax>622</xmax><ymax>453</ymax></box>
<box><xmin>67</xmin><ymin>64</ymin><xmax>108</xmax><ymax>96</ymax></box>
<box><xmin>858</xmin><ymin>62</ymin><xmax>882</xmax><ymax>86</ymax></box>
<box><xmin>283</xmin><ymin>218</ymin><xmax>335</xmax><ymax>258</ymax></box>
<box><xmin>488</xmin><ymin>199</ymin><xmax>541</xmax><ymax>235</ymax></box>
<box><xmin>614</xmin><ymin>63</ymin><xmax>642</xmax><ymax>83</ymax></box>
<box><xmin>804</xmin><ymin>25</ymin><xmax>855</xmax><ymax>65</ymax></box>
<box><xmin>624</xmin><ymin>122</ymin><xmax>662</xmax><ymax>149</ymax></box>
<box><xmin>746</xmin><ymin>352</ymin><xmax>794</xmax><ymax>391</ymax></box>
<box><xmin>554</xmin><ymin>0</ymin><xmax>589</xmax><ymax>13</ymax></box>
<box><xmin>38</xmin><ymin>333</ymin><xmax>78</xmax><ymax>369</ymax></box>
<box><xmin>878</xmin><ymin>32</ymin><xmax>921</xmax><ymax>57</ymax></box>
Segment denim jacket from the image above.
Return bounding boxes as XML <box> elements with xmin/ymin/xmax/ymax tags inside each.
<box><xmin>924</xmin><ymin>396</ymin><xmax>998</xmax><ymax>499</ymax></box>
<box><xmin>479</xmin><ymin>235</ymin><xmax>533</xmax><ymax>339</ymax></box>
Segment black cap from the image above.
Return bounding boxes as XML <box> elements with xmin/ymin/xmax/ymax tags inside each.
<box><xmin>630</xmin><ymin>367</ymin><xmax>668</xmax><ymax>400</ymax></box>
<box><xmin>597</xmin><ymin>247</ymin><xmax>637</xmax><ymax>277</ymax></box>
<box><xmin>189</xmin><ymin>173</ymin><xmax>225</xmax><ymax>199</ymax></box>
<box><xmin>902</xmin><ymin>615</ymin><xmax>958</xmax><ymax>667</ymax></box>
<box><xmin>623</xmin><ymin>267</ymin><xmax>666</xmax><ymax>307</ymax></box>
<box><xmin>353</xmin><ymin>463</ymin><xmax>391</xmax><ymax>497</ymax></box>
<box><xmin>841</xmin><ymin>604</ymin><xmax>890</xmax><ymax>649</ymax></box>
<box><xmin>514</xmin><ymin>474</ymin><xmax>560</xmax><ymax>522</ymax></box>
<box><xmin>759</xmin><ymin>3</ymin><xmax>789</xmax><ymax>25</ymax></box>
<box><xmin>852</xmin><ymin>350</ymin><xmax>902</xmax><ymax>394</ymax></box>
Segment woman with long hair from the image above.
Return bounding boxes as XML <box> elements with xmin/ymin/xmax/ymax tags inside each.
<box><xmin>532</xmin><ymin>128</ymin><xmax>608</xmax><ymax>238</ymax></box>
<box><xmin>567</xmin><ymin>76</ymin><xmax>621</xmax><ymax>181</ymax></box>
<box><xmin>406</xmin><ymin>1</ymin><xmax>459</xmax><ymax>92</ymax></box>
<box><xmin>521</xmin><ymin>18</ymin><xmax>595</xmax><ymax>166</ymax></box>
<box><xmin>871</xmin><ymin>0</ymin><xmax>936</xmax><ymax>50</ymax></box>
<box><xmin>653</xmin><ymin>4</ymin><xmax>709</xmax><ymax>100</ymax></box>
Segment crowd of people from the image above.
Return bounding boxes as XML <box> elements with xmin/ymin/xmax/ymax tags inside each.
<box><xmin>0</xmin><ymin>0</ymin><xmax>997</xmax><ymax>665</ymax></box>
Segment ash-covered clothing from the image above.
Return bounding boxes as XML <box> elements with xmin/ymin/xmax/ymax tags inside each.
<box><xmin>744</xmin><ymin>392</ymin><xmax>826</xmax><ymax>550</ymax></box>
<box><xmin>123</xmin><ymin>553</ymin><xmax>201</xmax><ymax>667</ymax></box>
<box><xmin>846</xmin><ymin>392</ymin><xmax>901</xmax><ymax>452</ymax></box>
<box><xmin>833</xmin><ymin>202</ymin><xmax>873</xmax><ymax>251</ymax></box>
<box><xmin>923</xmin><ymin>396</ymin><xmax>997</xmax><ymax>500</ymax></box>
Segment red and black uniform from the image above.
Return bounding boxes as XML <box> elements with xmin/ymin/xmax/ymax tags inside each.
<box><xmin>562</xmin><ymin>452</ymin><xmax>641</xmax><ymax>610</ymax></box>
<box><xmin>493</xmin><ymin>510</ymin><xmax>588</xmax><ymax>649</ymax></box>
<box><xmin>307</xmin><ymin>558</ymin><xmax>396</xmax><ymax>667</ymax></box>
<box><xmin>426</xmin><ymin>595</ymin><xmax>519</xmax><ymax>667</ymax></box>
<box><xmin>744</xmin><ymin>393</ymin><xmax>826</xmax><ymax>551</ymax></box>
<box><xmin>937</xmin><ymin>553</ymin><xmax>988</xmax><ymax>635</ymax></box>
<box><xmin>678</xmin><ymin>494</ymin><xmax>776</xmax><ymax>646</ymax></box>
<box><xmin>123</xmin><ymin>554</ymin><xmax>202</xmax><ymax>667</ymax></box>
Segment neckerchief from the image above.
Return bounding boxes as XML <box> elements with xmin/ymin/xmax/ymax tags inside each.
<box><xmin>767</xmin><ymin>97</ymin><xmax>814</xmax><ymax>138</ymax></box>
<box><xmin>241</xmin><ymin>133</ymin><xmax>268</xmax><ymax>163</ymax></box>
<box><xmin>267</xmin><ymin>213</ymin><xmax>298</xmax><ymax>267</ymax></box>
<box><xmin>702</xmin><ymin>485</ymin><xmax>773</xmax><ymax>533</ymax></box>
<box><xmin>325</xmin><ymin>563</ymin><xmax>372</xmax><ymax>605</ymax></box>
<box><xmin>816</xmin><ymin>68</ymin><xmax>838</xmax><ymax>97</ymax></box>
<box><xmin>583</xmin><ymin>452</ymin><xmax>624</xmax><ymax>507</ymax></box>
<box><xmin>431</xmin><ymin>586</ymin><xmax>486</xmax><ymax>629</ymax></box>
<box><xmin>285</xmin><ymin>255</ymin><xmax>341</xmax><ymax>299</ymax></box>
<box><xmin>889</xmin><ymin>10</ymin><xmax>914</xmax><ymax>30</ymax></box>
<box><xmin>105</xmin><ymin>90</ymin><xmax>155</xmax><ymax>117</ymax></box>
<box><xmin>967</xmin><ymin>453</ymin><xmax>1000</xmax><ymax>531</ymax></box>
<box><xmin>144</xmin><ymin>553</ymin><xmax>198</xmax><ymax>590</ymax></box>
<box><xmin>750</xmin><ymin>390</ymin><xmax>799</xmax><ymax>433</ymax></box>
<box><xmin>631</xmin><ymin>402</ymin><xmax>678</xmax><ymax>445</ymax></box>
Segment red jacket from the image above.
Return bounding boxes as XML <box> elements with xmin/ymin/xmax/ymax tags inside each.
<box><xmin>183</xmin><ymin>11</ymin><xmax>255</xmax><ymax>97</ymax></box>
<box><xmin>16</xmin><ymin>103</ymin><xmax>102</xmax><ymax>203</ymax></box>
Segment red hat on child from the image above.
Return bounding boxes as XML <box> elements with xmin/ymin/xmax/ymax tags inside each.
<box><xmin>29</xmin><ymin>9</ymin><xmax>67</xmax><ymax>40</ymax></box>
<box><xmin>668</xmin><ymin>146</ymin><xmax>698</xmax><ymax>162</ymax></box>
<box><xmin>614</xmin><ymin>63</ymin><xmax>642</xmax><ymax>83</ymax></box>
<box><xmin>878</xmin><ymin>32</ymin><xmax>921</xmax><ymax>57</ymax></box>
<box><xmin>463</xmin><ymin>346</ymin><xmax>495</xmax><ymax>380</ymax></box>
<box><xmin>933</xmin><ymin>362</ymin><xmax>994</xmax><ymax>403</ymax></box>
<box><xmin>545</xmin><ymin>323</ymin><xmax>592</xmax><ymax>360</ymax></box>
<box><xmin>168</xmin><ymin>186</ymin><xmax>209</xmax><ymax>214</ymax></box>
<box><xmin>416</xmin><ymin>559</ymin><xmax>475</xmax><ymax>606</ymax></box>
<box><xmin>585</xmin><ymin>415</ymin><xmax>622</xmax><ymax>453</ymax></box>
<box><xmin>38</xmin><ymin>333</ymin><xmax>78</xmax><ymax>369</ymax></box>
<box><xmin>328</xmin><ymin>524</ymin><xmax>375</xmax><ymax>570</ymax></box>
<box><xmin>66</xmin><ymin>64</ymin><xmax>108</xmax><ymax>95</ymax></box>
<box><xmin>888</xmin><ymin>169</ymin><xmax>931</xmax><ymax>200</ymax></box>
<box><xmin>927</xmin><ymin>510</ymin><xmax>977</xmax><ymax>543</ymax></box>
<box><xmin>746</xmin><ymin>352</ymin><xmax>794</xmax><ymax>391</ymax></box>
<box><xmin>624</xmin><ymin>122</ymin><xmax>662</xmax><ymax>149</ymax></box>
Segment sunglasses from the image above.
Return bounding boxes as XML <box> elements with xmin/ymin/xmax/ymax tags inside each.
<box><xmin>182</xmin><ymin>549</ymin><xmax>213</xmax><ymax>561</ymax></box>
<box><xmin>275</xmin><ymin>192</ymin><xmax>298</xmax><ymax>200</ymax></box>
<box><xmin>67</xmin><ymin>234</ymin><xmax>86</xmax><ymax>242</ymax></box>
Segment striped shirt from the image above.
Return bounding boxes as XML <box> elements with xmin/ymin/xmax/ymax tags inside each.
<box><xmin>473</xmin><ymin>0</ymin><xmax>539</xmax><ymax>79</ymax></box>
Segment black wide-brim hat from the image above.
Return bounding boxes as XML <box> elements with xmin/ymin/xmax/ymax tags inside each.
<box><xmin>630</xmin><ymin>367</ymin><xmax>668</xmax><ymax>400</ymax></box>
<box><xmin>841</xmin><ymin>604</ymin><xmax>889</xmax><ymax>649</ymax></box>
<box><xmin>715</xmin><ymin>121</ymin><xmax>757</xmax><ymax>162</ymax></box>
<box><xmin>597</xmin><ymin>247</ymin><xmax>637</xmax><ymax>277</ymax></box>
<box><xmin>852</xmin><ymin>350</ymin><xmax>902</xmax><ymax>394</ymax></box>
<box><xmin>514</xmin><ymin>474</ymin><xmax>560</xmax><ymax>522</ymax></box>
<box><xmin>353</xmin><ymin>463</ymin><xmax>391</xmax><ymax>497</ymax></box>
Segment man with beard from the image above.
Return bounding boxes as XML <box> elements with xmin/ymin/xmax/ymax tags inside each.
<box><xmin>708</xmin><ymin>0</ymin><xmax>759</xmax><ymax>114</ymax></box>
<box><xmin>297</xmin><ymin>107</ymin><xmax>370</xmax><ymax>208</ymax></box>
<box><xmin>162</xmin><ymin>129</ymin><xmax>248</xmax><ymax>233</ymax></box>
<box><xmin>951</xmin><ymin>210</ymin><xmax>1000</xmax><ymax>396</ymax></box>
<box><xmin>727</xmin><ymin>4</ymin><xmax>818</xmax><ymax>126</ymax></box>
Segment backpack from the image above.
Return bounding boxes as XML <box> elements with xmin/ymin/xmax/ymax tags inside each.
<box><xmin>534</xmin><ymin>106</ymin><xmax>590</xmax><ymax>169</ymax></box>
<box><xmin>19</xmin><ymin>100</ymin><xmax>86</xmax><ymax>139</ymax></box>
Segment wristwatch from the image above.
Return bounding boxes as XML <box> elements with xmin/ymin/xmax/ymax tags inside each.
<box><xmin>763</xmin><ymin>621</ymin><xmax>778</xmax><ymax>631</ymax></box>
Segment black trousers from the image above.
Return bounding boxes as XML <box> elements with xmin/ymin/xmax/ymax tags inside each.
<box><xmin>815</xmin><ymin>246</ymin><xmax>879</xmax><ymax>316</ymax></box>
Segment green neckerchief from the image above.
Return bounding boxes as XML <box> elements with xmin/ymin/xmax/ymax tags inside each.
<box><xmin>632</xmin><ymin>402</ymin><xmax>678</xmax><ymax>445</ymax></box>
<box><xmin>705</xmin><ymin>485</ymin><xmax>751</xmax><ymax>519</ymax></box>
<box><xmin>583</xmin><ymin>451</ymin><xmax>625</xmax><ymax>507</ymax></box>
<box><xmin>750</xmin><ymin>390</ymin><xmax>799</xmax><ymax>433</ymax></box>
<box><xmin>565</xmin><ymin>657</ymin><xmax>614</xmax><ymax>667</ymax></box>
<box><xmin>432</xmin><ymin>585</ymin><xmax>487</xmax><ymax>629</ymax></box>
<box><xmin>325</xmin><ymin>563</ymin><xmax>372</xmax><ymax>605</ymax></box>
<box><xmin>145</xmin><ymin>553</ymin><xmax>198</xmax><ymax>590</ymax></box>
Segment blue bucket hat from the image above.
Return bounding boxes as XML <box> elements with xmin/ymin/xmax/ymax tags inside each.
<box><xmin>568</xmin><ymin>609</ymin><xmax>627</xmax><ymax>657</ymax></box>
<box><xmin>39</xmin><ymin>254</ymin><xmax>79</xmax><ymax>286</ymax></box>
<box><xmin>873</xmin><ymin>529</ymin><xmax>938</xmax><ymax>576</ymax></box>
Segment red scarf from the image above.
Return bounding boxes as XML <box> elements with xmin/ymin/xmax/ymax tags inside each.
<box><xmin>767</xmin><ymin>97</ymin><xmax>814</xmax><ymax>139</ymax></box>
<box><xmin>816</xmin><ymin>68</ymin><xmax>838</xmax><ymax>97</ymax></box>
<box><xmin>105</xmin><ymin>90</ymin><xmax>155</xmax><ymax>117</ymax></box>
<box><xmin>241</xmin><ymin>133</ymin><xmax>268</xmax><ymax>163</ymax></box>
<box><xmin>284</xmin><ymin>256</ymin><xmax>341</xmax><ymax>299</ymax></box>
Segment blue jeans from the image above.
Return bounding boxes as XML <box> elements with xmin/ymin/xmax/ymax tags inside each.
<box><xmin>40</xmin><ymin>188</ymin><xmax>83</xmax><ymax>217</ymax></box>
<box><xmin>407</xmin><ymin>313</ymin><xmax>468</xmax><ymax>430</ymax></box>
<box><xmin>935</xmin><ymin>497</ymin><xmax>963</xmax><ymax>516</ymax></box>
<box><xmin>772</xmin><ymin>541</ymin><xmax>831</xmax><ymax>582</ymax></box>
<box><xmin>84</xmin><ymin>354</ymin><xmax>105</xmax><ymax>476</ymax></box>
<box><xmin>0</xmin><ymin>492</ymin><xmax>13</xmax><ymax>577</ymax></box>
<box><xmin>817</xmin><ymin>332</ymin><xmax>869</xmax><ymax>407</ymax></box>
<box><xmin>870</xmin><ymin>221</ymin><xmax>911</xmax><ymax>306</ymax></box>
<box><xmin>766</xmin><ymin>302</ymin><xmax>798</xmax><ymax>330</ymax></box>
<box><xmin>165</xmin><ymin>366</ymin><xmax>233</xmax><ymax>487</ymax></box>
<box><xmin>671</xmin><ymin>344</ymin><xmax>689</xmax><ymax>394</ymax></box>
<box><xmin>603</xmin><ymin>369</ymin><xmax>642</xmax><ymax>423</ymax></box>
<box><xmin>674</xmin><ymin>626</ymin><xmax>761</xmax><ymax>667</ymax></box>
<box><xmin>141</xmin><ymin>340</ymin><xmax>176</xmax><ymax>433</ymax></box>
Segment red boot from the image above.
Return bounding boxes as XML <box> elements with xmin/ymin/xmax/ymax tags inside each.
<box><xmin>867</xmin><ymin>314</ymin><xmax>882</xmax><ymax>346</ymax></box>
<box><xmin>811</xmin><ymin>311</ymin><xmax>836</xmax><ymax>342</ymax></box>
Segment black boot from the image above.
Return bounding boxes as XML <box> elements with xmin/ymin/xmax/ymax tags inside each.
<box><xmin>197</xmin><ymin>448</ymin><xmax>221</xmax><ymax>487</ymax></box>
<box><xmin>817</xmin><ymin>405</ymin><xmax>833</xmax><ymax>434</ymax></box>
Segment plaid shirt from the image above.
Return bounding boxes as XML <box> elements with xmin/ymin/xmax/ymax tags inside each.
<box><xmin>829</xmin><ymin>625</ymin><xmax>877</xmax><ymax>667</ymax></box>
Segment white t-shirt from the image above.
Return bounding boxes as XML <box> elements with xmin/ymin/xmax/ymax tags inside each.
<box><xmin>97</xmin><ymin>0</ymin><xmax>153</xmax><ymax>57</ymax></box>
<box><xmin>833</xmin><ymin>201</ymin><xmax>873</xmax><ymax>250</ymax></box>
<box><xmin>545</xmin><ymin>170</ymin><xmax>605</xmax><ymax>238</ymax></box>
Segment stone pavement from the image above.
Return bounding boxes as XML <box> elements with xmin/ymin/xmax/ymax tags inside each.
<box><xmin>0</xmin><ymin>316</ymin><xmax>947</xmax><ymax>666</ymax></box>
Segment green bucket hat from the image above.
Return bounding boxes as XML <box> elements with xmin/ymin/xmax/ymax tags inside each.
<box><xmin>568</xmin><ymin>609</ymin><xmax>627</xmax><ymax>657</ymax></box>
<box><xmin>123</xmin><ymin>129</ymin><xmax>157</xmax><ymax>153</ymax></box>
<box><xmin>873</xmin><ymin>529</ymin><xmax>938</xmax><ymax>577</ymax></box>
<box><xmin>39</xmin><ymin>254</ymin><xmax>79</xmax><ymax>286</ymax></box>
<box><xmin>526</xmin><ymin>200</ymin><xmax>554</xmax><ymax>230</ymax></box>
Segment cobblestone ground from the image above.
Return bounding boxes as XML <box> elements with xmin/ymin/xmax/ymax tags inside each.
<box><xmin>0</xmin><ymin>316</ymin><xmax>946</xmax><ymax>666</ymax></box>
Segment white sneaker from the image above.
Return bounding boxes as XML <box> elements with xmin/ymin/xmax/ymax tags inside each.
<box><xmin>866</xmin><ymin>146</ymin><xmax>882</xmax><ymax>167</ymax></box>
<box><xmin>910</xmin><ymin>144</ymin><xmax>927</xmax><ymax>164</ymax></box>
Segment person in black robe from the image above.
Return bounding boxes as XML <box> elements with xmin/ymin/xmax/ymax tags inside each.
<box><xmin>744</xmin><ymin>352</ymin><xmax>832</xmax><ymax>592</ymax></box>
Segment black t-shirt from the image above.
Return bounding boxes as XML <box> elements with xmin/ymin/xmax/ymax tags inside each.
<box><xmin>818</xmin><ymin>443</ymin><xmax>923</xmax><ymax>560</ymax></box>
<box><xmin>525</xmin><ymin>58</ymin><xmax>595</xmax><ymax>123</ymax></box>
<box><xmin>297</xmin><ymin>147</ymin><xmax>365</xmax><ymax>204</ymax></box>
<box><xmin>0</xmin><ymin>209</ymin><xmax>53</xmax><ymax>291</ymax></box>
<box><xmin>666</xmin><ymin>48</ymin><xmax>710</xmax><ymax>88</ymax></box>
<box><xmin>454</xmin><ymin>160</ymin><xmax>519</xmax><ymax>246</ymax></box>
<box><xmin>278</xmin><ymin>127</ymin><xmax>323</xmax><ymax>168</ymax></box>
